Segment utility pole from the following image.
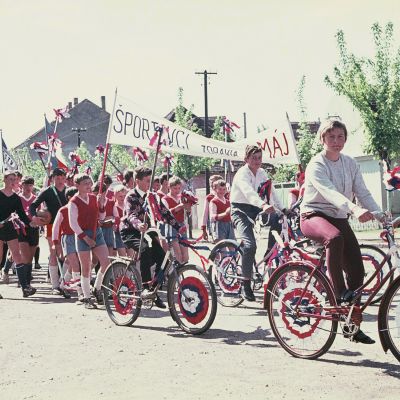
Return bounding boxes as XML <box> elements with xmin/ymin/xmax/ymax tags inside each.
<box><xmin>72</xmin><ymin>127</ymin><xmax>87</xmax><ymax>147</ymax></box>
<box><xmin>195</xmin><ymin>69</ymin><xmax>217</xmax><ymax>194</ymax></box>
<box><xmin>243</xmin><ymin>112</ymin><xmax>247</xmax><ymax>139</ymax></box>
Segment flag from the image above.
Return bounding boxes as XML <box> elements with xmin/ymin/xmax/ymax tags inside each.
<box><xmin>53</xmin><ymin>107</ymin><xmax>71</xmax><ymax>122</ymax></box>
<box><xmin>0</xmin><ymin>133</ymin><xmax>18</xmax><ymax>173</ymax></box>
<box><xmin>47</xmin><ymin>134</ymin><xmax>68</xmax><ymax>171</ymax></box>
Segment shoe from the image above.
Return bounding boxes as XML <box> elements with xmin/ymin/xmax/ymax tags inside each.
<box><xmin>141</xmin><ymin>288</ymin><xmax>157</xmax><ymax>300</ymax></box>
<box><xmin>51</xmin><ymin>287</ymin><xmax>71</xmax><ymax>298</ymax></box>
<box><xmin>1</xmin><ymin>272</ymin><xmax>9</xmax><ymax>284</ymax></box>
<box><xmin>77</xmin><ymin>294</ymin><xmax>85</xmax><ymax>303</ymax></box>
<box><xmin>83</xmin><ymin>298</ymin><xmax>98</xmax><ymax>309</ymax></box>
<box><xmin>241</xmin><ymin>280</ymin><xmax>256</xmax><ymax>302</ymax></box>
<box><xmin>93</xmin><ymin>288</ymin><xmax>104</xmax><ymax>305</ymax></box>
<box><xmin>339</xmin><ymin>289</ymin><xmax>357</xmax><ymax>304</ymax></box>
<box><xmin>352</xmin><ymin>330</ymin><xmax>375</xmax><ymax>344</ymax></box>
<box><xmin>34</xmin><ymin>263</ymin><xmax>42</xmax><ymax>270</ymax></box>
<box><xmin>153</xmin><ymin>295</ymin><xmax>166</xmax><ymax>309</ymax></box>
<box><xmin>61</xmin><ymin>288</ymin><xmax>72</xmax><ymax>299</ymax></box>
<box><xmin>0</xmin><ymin>293</ymin><xmax>3</xmax><ymax>299</ymax></box>
<box><xmin>343</xmin><ymin>328</ymin><xmax>375</xmax><ymax>344</ymax></box>
<box><xmin>22</xmin><ymin>286</ymin><xmax>37</xmax><ymax>298</ymax></box>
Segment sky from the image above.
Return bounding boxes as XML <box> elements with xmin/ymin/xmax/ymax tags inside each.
<box><xmin>1</xmin><ymin>0</ymin><xmax>400</xmax><ymax>149</ymax></box>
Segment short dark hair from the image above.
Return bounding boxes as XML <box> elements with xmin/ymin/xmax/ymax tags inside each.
<box><xmin>104</xmin><ymin>174</ymin><xmax>113</xmax><ymax>186</ymax></box>
<box><xmin>73</xmin><ymin>173</ymin><xmax>92</xmax><ymax>185</ymax></box>
<box><xmin>65</xmin><ymin>187</ymin><xmax>78</xmax><ymax>200</ymax></box>
<box><xmin>3</xmin><ymin>170</ymin><xmax>17</xmax><ymax>179</ymax></box>
<box><xmin>21</xmin><ymin>176</ymin><xmax>34</xmax><ymax>185</ymax></box>
<box><xmin>15</xmin><ymin>171</ymin><xmax>23</xmax><ymax>179</ymax></box>
<box><xmin>153</xmin><ymin>175</ymin><xmax>160</xmax><ymax>183</ymax></box>
<box><xmin>134</xmin><ymin>166</ymin><xmax>152</xmax><ymax>181</ymax></box>
<box><xmin>160</xmin><ymin>172</ymin><xmax>169</xmax><ymax>185</ymax></box>
<box><xmin>123</xmin><ymin>169</ymin><xmax>134</xmax><ymax>186</ymax></box>
<box><xmin>51</xmin><ymin>168</ymin><xmax>66</xmax><ymax>177</ymax></box>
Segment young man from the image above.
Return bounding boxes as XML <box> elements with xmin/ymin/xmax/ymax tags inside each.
<box><xmin>119</xmin><ymin>167</ymin><xmax>184</xmax><ymax>308</ymax></box>
<box><xmin>18</xmin><ymin>176</ymin><xmax>40</xmax><ymax>286</ymax></box>
<box><xmin>52</xmin><ymin>187</ymin><xmax>83</xmax><ymax>301</ymax></box>
<box><xmin>30</xmin><ymin>168</ymin><xmax>68</xmax><ymax>296</ymax></box>
<box><xmin>68</xmin><ymin>174</ymin><xmax>109</xmax><ymax>309</ymax></box>
<box><xmin>230</xmin><ymin>145</ymin><xmax>283</xmax><ymax>301</ymax></box>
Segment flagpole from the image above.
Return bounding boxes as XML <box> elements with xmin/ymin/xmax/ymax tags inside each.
<box><xmin>99</xmin><ymin>88</ymin><xmax>118</xmax><ymax>194</ymax></box>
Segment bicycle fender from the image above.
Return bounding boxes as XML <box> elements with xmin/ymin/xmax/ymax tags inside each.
<box><xmin>378</xmin><ymin>274</ymin><xmax>400</xmax><ymax>353</ymax></box>
<box><xmin>262</xmin><ymin>259</ymin><xmax>321</xmax><ymax>309</ymax></box>
<box><xmin>208</xmin><ymin>239</ymin><xmax>242</xmax><ymax>262</ymax></box>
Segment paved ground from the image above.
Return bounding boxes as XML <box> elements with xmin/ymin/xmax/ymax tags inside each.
<box><xmin>1</xmin><ymin>231</ymin><xmax>399</xmax><ymax>400</ymax></box>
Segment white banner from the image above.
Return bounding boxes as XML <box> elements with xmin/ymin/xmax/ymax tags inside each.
<box><xmin>108</xmin><ymin>95</ymin><xmax>300</xmax><ymax>165</ymax></box>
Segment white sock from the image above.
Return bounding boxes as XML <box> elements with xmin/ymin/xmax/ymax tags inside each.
<box><xmin>81</xmin><ymin>276</ymin><xmax>91</xmax><ymax>299</ymax></box>
<box><xmin>64</xmin><ymin>270</ymin><xmax>72</xmax><ymax>283</ymax></box>
<box><xmin>94</xmin><ymin>271</ymin><xmax>104</xmax><ymax>291</ymax></box>
<box><xmin>72</xmin><ymin>272</ymin><xmax>83</xmax><ymax>296</ymax></box>
<box><xmin>49</xmin><ymin>265</ymin><xmax>60</xmax><ymax>289</ymax></box>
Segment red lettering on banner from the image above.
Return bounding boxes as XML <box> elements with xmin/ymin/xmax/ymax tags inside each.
<box><xmin>257</xmin><ymin>130</ymin><xmax>290</xmax><ymax>159</ymax></box>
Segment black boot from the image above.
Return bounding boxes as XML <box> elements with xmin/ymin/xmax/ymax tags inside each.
<box><xmin>241</xmin><ymin>280</ymin><xmax>256</xmax><ymax>302</ymax></box>
<box><xmin>153</xmin><ymin>294</ymin><xmax>166</xmax><ymax>309</ymax></box>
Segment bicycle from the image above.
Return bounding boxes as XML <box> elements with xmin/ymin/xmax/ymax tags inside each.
<box><xmin>208</xmin><ymin>212</ymin><xmax>296</xmax><ymax>307</ymax></box>
<box><xmin>101</xmin><ymin>228</ymin><xmax>218</xmax><ymax>335</ymax></box>
<box><xmin>264</xmin><ymin>212</ymin><xmax>400</xmax><ymax>361</ymax></box>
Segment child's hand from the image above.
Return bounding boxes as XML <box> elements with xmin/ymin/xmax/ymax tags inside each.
<box><xmin>97</xmin><ymin>194</ymin><xmax>106</xmax><ymax>208</ymax></box>
<box><xmin>178</xmin><ymin>225</ymin><xmax>187</xmax><ymax>235</ymax></box>
<box><xmin>84</xmin><ymin>236</ymin><xmax>96</xmax><ymax>248</ymax></box>
<box><xmin>138</xmin><ymin>223</ymin><xmax>148</xmax><ymax>233</ymax></box>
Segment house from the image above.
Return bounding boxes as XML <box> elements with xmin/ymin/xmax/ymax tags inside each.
<box><xmin>15</xmin><ymin>97</ymin><xmax>110</xmax><ymax>160</ymax></box>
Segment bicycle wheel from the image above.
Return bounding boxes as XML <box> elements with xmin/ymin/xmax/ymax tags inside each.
<box><xmin>265</xmin><ymin>261</ymin><xmax>338</xmax><ymax>359</ymax></box>
<box><xmin>360</xmin><ymin>244</ymin><xmax>393</xmax><ymax>305</ymax></box>
<box><xmin>378</xmin><ymin>276</ymin><xmax>400</xmax><ymax>362</ymax></box>
<box><xmin>102</xmin><ymin>261</ymin><xmax>142</xmax><ymax>326</ymax></box>
<box><xmin>168</xmin><ymin>263</ymin><xmax>217</xmax><ymax>335</ymax></box>
<box><xmin>209</xmin><ymin>240</ymin><xmax>244</xmax><ymax>307</ymax></box>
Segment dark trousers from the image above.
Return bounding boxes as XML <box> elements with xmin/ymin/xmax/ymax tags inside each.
<box><xmin>122</xmin><ymin>231</ymin><xmax>166</xmax><ymax>285</ymax></box>
<box><xmin>300</xmin><ymin>212</ymin><xmax>364</xmax><ymax>297</ymax></box>
<box><xmin>263</xmin><ymin>212</ymin><xmax>282</xmax><ymax>257</ymax></box>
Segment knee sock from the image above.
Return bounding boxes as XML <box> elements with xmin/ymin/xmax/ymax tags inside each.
<box><xmin>81</xmin><ymin>276</ymin><xmax>91</xmax><ymax>299</ymax></box>
<box><xmin>34</xmin><ymin>247</ymin><xmax>40</xmax><ymax>264</ymax></box>
<box><xmin>15</xmin><ymin>264</ymin><xmax>28</xmax><ymax>289</ymax></box>
<box><xmin>94</xmin><ymin>271</ymin><xmax>104</xmax><ymax>291</ymax></box>
<box><xmin>26</xmin><ymin>263</ymin><xmax>33</xmax><ymax>286</ymax></box>
<box><xmin>72</xmin><ymin>272</ymin><xmax>83</xmax><ymax>296</ymax></box>
<box><xmin>48</xmin><ymin>265</ymin><xmax>59</xmax><ymax>289</ymax></box>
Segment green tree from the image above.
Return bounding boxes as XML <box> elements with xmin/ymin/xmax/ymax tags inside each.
<box><xmin>172</xmin><ymin>87</ymin><xmax>215</xmax><ymax>181</ymax></box>
<box><xmin>11</xmin><ymin>148</ymin><xmax>47</xmax><ymax>187</ymax></box>
<box><xmin>325</xmin><ymin>22</ymin><xmax>400</xmax><ymax>160</ymax></box>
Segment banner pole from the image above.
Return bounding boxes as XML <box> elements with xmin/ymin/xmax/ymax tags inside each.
<box><xmin>99</xmin><ymin>88</ymin><xmax>118</xmax><ymax>194</ymax></box>
<box><xmin>0</xmin><ymin>129</ymin><xmax>4</xmax><ymax>174</ymax></box>
<box><xmin>286</xmin><ymin>112</ymin><xmax>300</xmax><ymax>165</ymax></box>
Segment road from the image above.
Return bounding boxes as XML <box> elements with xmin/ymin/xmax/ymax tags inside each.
<box><xmin>0</xmin><ymin>234</ymin><xmax>399</xmax><ymax>400</ymax></box>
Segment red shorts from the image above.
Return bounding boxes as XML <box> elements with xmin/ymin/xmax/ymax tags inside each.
<box><xmin>45</xmin><ymin>223</ymin><xmax>53</xmax><ymax>239</ymax></box>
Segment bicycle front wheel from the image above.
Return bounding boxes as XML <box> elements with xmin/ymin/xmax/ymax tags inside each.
<box><xmin>265</xmin><ymin>261</ymin><xmax>338</xmax><ymax>359</ymax></box>
<box><xmin>360</xmin><ymin>244</ymin><xmax>393</xmax><ymax>305</ymax></box>
<box><xmin>209</xmin><ymin>240</ymin><xmax>244</xmax><ymax>307</ymax></box>
<box><xmin>168</xmin><ymin>264</ymin><xmax>217</xmax><ymax>335</ymax></box>
<box><xmin>102</xmin><ymin>261</ymin><xmax>142</xmax><ymax>326</ymax></box>
<box><xmin>378</xmin><ymin>275</ymin><xmax>400</xmax><ymax>362</ymax></box>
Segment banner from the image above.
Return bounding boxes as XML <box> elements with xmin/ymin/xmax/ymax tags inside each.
<box><xmin>0</xmin><ymin>131</ymin><xmax>18</xmax><ymax>173</ymax></box>
<box><xmin>108</xmin><ymin>95</ymin><xmax>300</xmax><ymax>165</ymax></box>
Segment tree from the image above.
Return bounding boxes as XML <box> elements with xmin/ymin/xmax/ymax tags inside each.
<box><xmin>325</xmin><ymin>22</ymin><xmax>400</xmax><ymax>161</ymax></box>
<box><xmin>11</xmin><ymin>148</ymin><xmax>47</xmax><ymax>186</ymax></box>
<box><xmin>172</xmin><ymin>87</ymin><xmax>215</xmax><ymax>182</ymax></box>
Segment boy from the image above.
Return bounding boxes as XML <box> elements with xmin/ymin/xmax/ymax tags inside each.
<box><xmin>209</xmin><ymin>179</ymin><xmax>235</xmax><ymax>242</ymax></box>
<box><xmin>68</xmin><ymin>174</ymin><xmax>109</xmax><ymax>309</ymax></box>
<box><xmin>30</xmin><ymin>168</ymin><xmax>67</xmax><ymax>295</ymax></box>
<box><xmin>162</xmin><ymin>176</ymin><xmax>191</xmax><ymax>264</ymax></box>
<box><xmin>120</xmin><ymin>167</ymin><xmax>184</xmax><ymax>308</ymax></box>
<box><xmin>18</xmin><ymin>176</ymin><xmax>40</xmax><ymax>288</ymax></box>
<box><xmin>52</xmin><ymin>187</ymin><xmax>83</xmax><ymax>301</ymax></box>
